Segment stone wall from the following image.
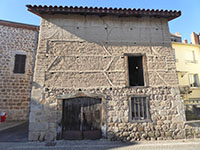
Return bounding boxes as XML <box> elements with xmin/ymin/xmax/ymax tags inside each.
<box><xmin>0</xmin><ymin>21</ymin><xmax>38</xmax><ymax>121</ymax></box>
<box><xmin>29</xmin><ymin>14</ymin><xmax>191</xmax><ymax>141</ymax></box>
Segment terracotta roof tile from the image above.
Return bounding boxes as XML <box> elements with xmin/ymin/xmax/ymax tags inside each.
<box><xmin>26</xmin><ymin>5</ymin><xmax>181</xmax><ymax>21</ymax></box>
<box><xmin>0</xmin><ymin>19</ymin><xmax>39</xmax><ymax>31</ymax></box>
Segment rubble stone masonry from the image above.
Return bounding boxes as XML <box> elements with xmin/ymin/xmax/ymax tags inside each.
<box><xmin>0</xmin><ymin>20</ymin><xmax>39</xmax><ymax>120</ymax></box>
<box><xmin>29</xmin><ymin>15</ymin><xmax>200</xmax><ymax>141</ymax></box>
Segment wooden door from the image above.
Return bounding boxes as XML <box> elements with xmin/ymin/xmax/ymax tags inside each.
<box><xmin>62</xmin><ymin>97</ymin><xmax>102</xmax><ymax>140</ymax></box>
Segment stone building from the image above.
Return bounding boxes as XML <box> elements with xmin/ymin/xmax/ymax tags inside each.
<box><xmin>27</xmin><ymin>5</ymin><xmax>198</xmax><ymax>141</ymax></box>
<box><xmin>0</xmin><ymin>20</ymin><xmax>39</xmax><ymax>121</ymax></box>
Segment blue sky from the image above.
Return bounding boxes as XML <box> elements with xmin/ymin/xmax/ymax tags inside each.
<box><xmin>0</xmin><ymin>0</ymin><xmax>199</xmax><ymax>41</ymax></box>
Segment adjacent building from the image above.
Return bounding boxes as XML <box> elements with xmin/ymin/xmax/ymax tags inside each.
<box><xmin>171</xmin><ymin>32</ymin><xmax>200</xmax><ymax>121</ymax></box>
<box><xmin>0</xmin><ymin>20</ymin><xmax>39</xmax><ymax>120</ymax></box>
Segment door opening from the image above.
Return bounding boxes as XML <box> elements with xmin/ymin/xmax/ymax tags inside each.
<box><xmin>62</xmin><ymin>97</ymin><xmax>102</xmax><ymax>140</ymax></box>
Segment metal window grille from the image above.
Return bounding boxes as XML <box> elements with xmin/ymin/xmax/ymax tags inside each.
<box><xmin>13</xmin><ymin>54</ymin><xmax>26</xmax><ymax>74</ymax></box>
<box><xmin>131</xmin><ymin>96</ymin><xmax>149</xmax><ymax>121</ymax></box>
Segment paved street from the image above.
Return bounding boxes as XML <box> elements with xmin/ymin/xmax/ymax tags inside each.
<box><xmin>0</xmin><ymin>123</ymin><xmax>199</xmax><ymax>150</ymax></box>
<box><xmin>0</xmin><ymin>122</ymin><xmax>28</xmax><ymax>142</ymax></box>
<box><xmin>0</xmin><ymin>139</ymin><xmax>200</xmax><ymax>150</ymax></box>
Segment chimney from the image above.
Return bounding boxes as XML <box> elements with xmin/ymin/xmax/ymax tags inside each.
<box><xmin>191</xmin><ymin>32</ymin><xmax>199</xmax><ymax>45</ymax></box>
<box><xmin>183</xmin><ymin>39</ymin><xmax>188</xmax><ymax>44</ymax></box>
<box><xmin>175</xmin><ymin>32</ymin><xmax>181</xmax><ymax>37</ymax></box>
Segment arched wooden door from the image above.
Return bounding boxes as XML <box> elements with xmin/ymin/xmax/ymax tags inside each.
<box><xmin>62</xmin><ymin>97</ymin><xmax>102</xmax><ymax>140</ymax></box>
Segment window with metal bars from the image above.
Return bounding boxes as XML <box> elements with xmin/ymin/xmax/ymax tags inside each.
<box><xmin>13</xmin><ymin>54</ymin><xmax>26</xmax><ymax>74</ymax></box>
<box><xmin>130</xmin><ymin>96</ymin><xmax>150</xmax><ymax>121</ymax></box>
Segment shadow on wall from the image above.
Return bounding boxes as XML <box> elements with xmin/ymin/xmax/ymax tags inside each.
<box><xmin>43</xmin><ymin>14</ymin><xmax>172</xmax><ymax>47</ymax></box>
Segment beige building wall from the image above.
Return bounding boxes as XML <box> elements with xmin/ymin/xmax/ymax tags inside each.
<box><xmin>0</xmin><ymin>20</ymin><xmax>39</xmax><ymax>120</ymax></box>
<box><xmin>172</xmin><ymin>42</ymin><xmax>200</xmax><ymax>99</ymax></box>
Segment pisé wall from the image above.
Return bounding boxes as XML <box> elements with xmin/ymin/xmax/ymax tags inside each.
<box><xmin>29</xmin><ymin>14</ymin><xmax>199</xmax><ymax>141</ymax></box>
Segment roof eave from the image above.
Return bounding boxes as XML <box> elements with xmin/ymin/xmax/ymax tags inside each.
<box><xmin>0</xmin><ymin>19</ymin><xmax>39</xmax><ymax>30</ymax></box>
<box><xmin>26</xmin><ymin>5</ymin><xmax>181</xmax><ymax>21</ymax></box>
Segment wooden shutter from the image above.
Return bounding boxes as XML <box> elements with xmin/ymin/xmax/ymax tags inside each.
<box><xmin>13</xmin><ymin>54</ymin><xmax>26</xmax><ymax>73</ymax></box>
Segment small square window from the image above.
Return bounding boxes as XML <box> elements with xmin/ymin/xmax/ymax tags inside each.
<box><xmin>130</xmin><ymin>96</ymin><xmax>150</xmax><ymax>122</ymax></box>
<box><xmin>13</xmin><ymin>54</ymin><xmax>26</xmax><ymax>74</ymax></box>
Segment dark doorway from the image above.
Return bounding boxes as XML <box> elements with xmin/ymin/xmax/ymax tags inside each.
<box><xmin>62</xmin><ymin>97</ymin><xmax>102</xmax><ymax>140</ymax></box>
<box><xmin>128</xmin><ymin>56</ymin><xmax>144</xmax><ymax>86</ymax></box>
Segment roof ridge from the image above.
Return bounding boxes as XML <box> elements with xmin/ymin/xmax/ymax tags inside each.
<box><xmin>0</xmin><ymin>19</ymin><xmax>39</xmax><ymax>30</ymax></box>
<box><xmin>26</xmin><ymin>5</ymin><xmax>181</xmax><ymax>12</ymax></box>
<box><xmin>26</xmin><ymin>5</ymin><xmax>181</xmax><ymax>21</ymax></box>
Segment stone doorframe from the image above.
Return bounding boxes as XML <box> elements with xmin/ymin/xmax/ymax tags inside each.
<box><xmin>57</xmin><ymin>91</ymin><xmax>107</xmax><ymax>138</ymax></box>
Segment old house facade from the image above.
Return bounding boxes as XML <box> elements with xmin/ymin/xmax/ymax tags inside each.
<box><xmin>27</xmin><ymin>5</ymin><xmax>199</xmax><ymax>141</ymax></box>
<box><xmin>0</xmin><ymin>20</ymin><xmax>39</xmax><ymax>121</ymax></box>
<box><xmin>171</xmin><ymin>32</ymin><xmax>200</xmax><ymax>121</ymax></box>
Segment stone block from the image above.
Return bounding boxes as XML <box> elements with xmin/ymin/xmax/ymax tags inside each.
<box><xmin>29</xmin><ymin>132</ymin><xmax>40</xmax><ymax>141</ymax></box>
<box><xmin>148</xmin><ymin>132</ymin><xmax>155</xmax><ymax>137</ymax></box>
<box><xmin>29</xmin><ymin>122</ymin><xmax>49</xmax><ymax>131</ymax></box>
<box><xmin>45</xmin><ymin>131</ymin><xmax>56</xmax><ymax>141</ymax></box>
<box><xmin>185</xmin><ymin>128</ymin><xmax>195</xmax><ymax>139</ymax></box>
<box><xmin>175</xmin><ymin>130</ymin><xmax>185</xmax><ymax>139</ymax></box>
<box><xmin>38</xmin><ymin>132</ymin><xmax>45</xmax><ymax>141</ymax></box>
<box><xmin>165</xmin><ymin>131</ymin><xmax>173</xmax><ymax>137</ymax></box>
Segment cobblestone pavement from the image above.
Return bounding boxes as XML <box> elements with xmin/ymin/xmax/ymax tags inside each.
<box><xmin>0</xmin><ymin>139</ymin><xmax>199</xmax><ymax>150</ymax></box>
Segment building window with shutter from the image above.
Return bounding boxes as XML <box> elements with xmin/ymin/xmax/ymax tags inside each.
<box><xmin>189</xmin><ymin>74</ymin><xmax>200</xmax><ymax>87</ymax></box>
<box><xmin>129</xmin><ymin>96</ymin><xmax>150</xmax><ymax>122</ymax></box>
<box><xmin>13</xmin><ymin>54</ymin><xmax>26</xmax><ymax>74</ymax></box>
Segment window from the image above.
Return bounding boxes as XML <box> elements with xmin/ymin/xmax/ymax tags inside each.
<box><xmin>130</xmin><ymin>96</ymin><xmax>150</xmax><ymax>121</ymax></box>
<box><xmin>192</xmin><ymin>51</ymin><xmax>196</xmax><ymax>63</ymax></box>
<box><xmin>189</xmin><ymin>74</ymin><xmax>200</xmax><ymax>87</ymax></box>
<box><xmin>199</xmin><ymin>35</ymin><xmax>200</xmax><ymax>44</ymax></box>
<box><xmin>185</xmin><ymin>51</ymin><xmax>197</xmax><ymax>63</ymax></box>
<box><xmin>13</xmin><ymin>54</ymin><xmax>26</xmax><ymax>74</ymax></box>
<box><xmin>127</xmin><ymin>55</ymin><xmax>144</xmax><ymax>86</ymax></box>
<box><xmin>184</xmin><ymin>98</ymin><xmax>200</xmax><ymax>121</ymax></box>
